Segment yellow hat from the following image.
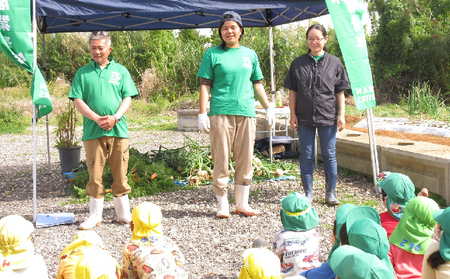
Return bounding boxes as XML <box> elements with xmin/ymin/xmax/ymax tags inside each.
<box><xmin>74</xmin><ymin>249</ymin><xmax>118</xmax><ymax>279</ymax></box>
<box><xmin>238</xmin><ymin>248</ymin><xmax>282</xmax><ymax>279</ymax></box>
<box><xmin>59</xmin><ymin>231</ymin><xmax>104</xmax><ymax>261</ymax></box>
<box><xmin>131</xmin><ymin>202</ymin><xmax>163</xmax><ymax>246</ymax></box>
<box><xmin>0</xmin><ymin>215</ymin><xmax>35</xmax><ymax>271</ymax></box>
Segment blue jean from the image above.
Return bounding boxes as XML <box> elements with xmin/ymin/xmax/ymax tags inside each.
<box><xmin>297</xmin><ymin>124</ymin><xmax>337</xmax><ymax>182</ymax></box>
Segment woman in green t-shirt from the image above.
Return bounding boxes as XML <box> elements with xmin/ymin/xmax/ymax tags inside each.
<box><xmin>197</xmin><ymin>11</ymin><xmax>274</xmax><ymax>218</ymax></box>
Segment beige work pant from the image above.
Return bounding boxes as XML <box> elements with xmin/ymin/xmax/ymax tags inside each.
<box><xmin>209</xmin><ymin>115</ymin><xmax>255</xmax><ymax>196</ymax></box>
<box><xmin>83</xmin><ymin>137</ymin><xmax>130</xmax><ymax>199</ymax></box>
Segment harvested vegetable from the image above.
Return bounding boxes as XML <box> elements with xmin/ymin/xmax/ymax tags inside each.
<box><xmin>68</xmin><ymin>135</ymin><xmax>299</xmax><ymax>202</ymax></box>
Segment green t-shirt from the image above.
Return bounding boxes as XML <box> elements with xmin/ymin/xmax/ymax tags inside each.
<box><xmin>197</xmin><ymin>45</ymin><xmax>264</xmax><ymax>117</ymax></box>
<box><xmin>68</xmin><ymin>59</ymin><xmax>138</xmax><ymax>141</ymax></box>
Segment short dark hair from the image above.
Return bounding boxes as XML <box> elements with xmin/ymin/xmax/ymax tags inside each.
<box><xmin>381</xmin><ymin>189</ymin><xmax>388</xmax><ymax>200</ymax></box>
<box><xmin>332</xmin><ymin>219</ymin><xmax>337</xmax><ymax>237</ymax></box>
<box><xmin>339</xmin><ymin>223</ymin><xmax>349</xmax><ymax>245</ymax></box>
<box><xmin>427</xmin><ymin>250</ymin><xmax>446</xmax><ymax>269</ymax></box>
<box><xmin>306</xmin><ymin>24</ymin><xmax>329</xmax><ymax>53</ymax></box>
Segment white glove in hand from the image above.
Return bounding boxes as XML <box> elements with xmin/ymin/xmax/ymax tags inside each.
<box><xmin>266</xmin><ymin>107</ymin><xmax>275</xmax><ymax>130</ymax></box>
<box><xmin>198</xmin><ymin>112</ymin><xmax>210</xmax><ymax>133</ymax></box>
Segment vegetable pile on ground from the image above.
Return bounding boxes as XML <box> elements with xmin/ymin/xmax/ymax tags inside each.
<box><xmin>68</xmin><ymin>135</ymin><xmax>299</xmax><ymax>202</ymax></box>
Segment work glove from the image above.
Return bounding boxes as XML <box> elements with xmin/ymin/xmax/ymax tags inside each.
<box><xmin>266</xmin><ymin>107</ymin><xmax>275</xmax><ymax>130</ymax></box>
<box><xmin>198</xmin><ymin>112</ymin><xmax>210</xmax><ymax>133</ymax></box>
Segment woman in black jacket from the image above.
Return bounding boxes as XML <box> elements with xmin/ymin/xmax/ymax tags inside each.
<box><xmin>284</xmin><ymin>24</ymin><xmax>350</xmax><ymax>205</ymax></box>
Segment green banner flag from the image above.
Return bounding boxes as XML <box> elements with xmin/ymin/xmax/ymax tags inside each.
<box><xmin>0</xmin><ymin>0</ymin><xmax>53</xmax><ymax>117</ymax></box>
<box><xmin>325</xmin><ymin>0</ymin><xmax>376</xmax><ymax>111</ymax></box>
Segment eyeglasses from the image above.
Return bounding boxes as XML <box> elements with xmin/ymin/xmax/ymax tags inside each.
<box><xmin>307</xmin><ymin>37</ymin><xmax>324</xmax><ymax>42</ymax></box>
<box><xmin>92</xmin><ymin>31</ymin><xmax>109</xmax><ymax>36</ymax></box>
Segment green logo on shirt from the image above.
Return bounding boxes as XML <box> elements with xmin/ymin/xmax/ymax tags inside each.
<box><xmin>109</xmin><ymin>72</ymin><xmax>121</xmax><ymax>85</ymax></box>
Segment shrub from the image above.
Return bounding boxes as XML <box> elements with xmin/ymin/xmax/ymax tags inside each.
<box><xmin>0</xmin><ymin>107</ymin><xmax>29</xmax><ymax>134</ymax></box>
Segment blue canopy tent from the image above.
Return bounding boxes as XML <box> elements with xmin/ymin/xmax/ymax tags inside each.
<box><xmin>35</xmin><ymin>0</ymin><xmax>328</xmax><ymax>102</ymax></box>
<box><xmin>35</xmin><ymin>0</ymin><xmax>328</xmax><ymax>33</ymax></box>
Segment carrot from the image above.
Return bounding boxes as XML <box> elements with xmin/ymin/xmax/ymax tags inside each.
<box><xmin>150</xmin><ymin>173</ymin><xmax>157</xmax><ymax>180</ymax></box>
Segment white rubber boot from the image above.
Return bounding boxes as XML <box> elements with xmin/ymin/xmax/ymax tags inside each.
<box><xmin>216</xmin><ymin>195</ymin><xmax>230</xmax><ymax>218</ymax></box>
<box><xmin>234</xmin><ymin>184</ymin><xmax>259</xmax><ymax>216</ymax></box>
<box><xmin>113</xmin><ymin>194</ymin><xmax>132</xmax><ymax>224</ymax></box>
<box><xmin>79</xmin><ymin>197</ymin><xmax>104</xmax><ymax>230</ymax></box>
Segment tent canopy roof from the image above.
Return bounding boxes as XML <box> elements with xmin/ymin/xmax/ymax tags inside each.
<box><xmin>36</xmin><ymin>0</ymin><xmax>328</xmax><ymax>33</ymax></box>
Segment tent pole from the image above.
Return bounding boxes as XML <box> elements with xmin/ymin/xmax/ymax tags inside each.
<box><xmin>32</xmin><ymin>0</ymin><xmax>38</xmax><ymax>222</ymax></box>
<box><xmin>269</xmin><ymin>25</ymin><xmax>275</xmax><ymax>102</ymax></box>
<box><xmin>42</xmin><ymin>33</ymin><xmax>51</xmax><ymax>172</ymax></box>
<box><xmin>367</xmin><ymin>108</ymin><xmax>380</xmax><ymax>193</ymax></box>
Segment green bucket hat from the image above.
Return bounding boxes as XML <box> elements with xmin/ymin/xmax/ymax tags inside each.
<box><xmin>346</xmin><ymin>206</ymin><xmax>381</xmax><ymax>232</ymax></box>
<box><xmin>329</xmin><ymin>204</ymin><xmax>357</xmax><ymax>258</ymax></box>
<box><xmin>389</xmin><ymin>196</ymin><xmax>439</xmax><ymax>255</ymax></box>
<box><xmin>348</xmin><ymin>218</ymin><xmax>395</xmax><ymax>276</ymax></box>
<box><xmin>280</xmin><ymin>192</ymin><xmax>319</xmax><ymax>231</ymax></box>
<box><xmin>377</xmin><ymin>172</ymin><xmax>416</xmax><ymax>221</ymax></box>
<box><xmin>433</xmin><ymin>207</ymin><xmax>450</xmax><ymax>261</ymax></box>
<box><xmin>329</xmin><ymin>245</ymin><xmax>393</xmax><ymax>279</ymax></box>
<box><xmin>348</xmin><ymin>218</ymin><xmax>388</xmax><ymax>260</ymax></box>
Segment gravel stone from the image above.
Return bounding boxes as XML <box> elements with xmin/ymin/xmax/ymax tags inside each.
<box><xmin>0</xmin><ymin>127</ymin><xmax>383</xmax><ymax>278</ymax></box>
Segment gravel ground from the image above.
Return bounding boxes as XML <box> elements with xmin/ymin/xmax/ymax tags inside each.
<box><xmin>0</xmin><ymin>126</ymin><xmax>384</xmax><ymax>278</ymax></box>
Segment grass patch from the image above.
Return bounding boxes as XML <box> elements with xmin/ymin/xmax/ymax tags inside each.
<box><xmin>346</xmin><ymin>103</ymin><xmax>410</xmax><ymax>119</ymax></box>
<box><xmin>0</xmin><ymin>107</ymin><xmax>30</xmax><ymax>134</ymax></box>
<box><xmin>322</xmin><ymin>223</ymin><xmax>333</xmax><ymax>230</ymax></box>
<box><xmin>361</xmin><ymin>199</ymin><xmax>379</xmax><ymax>207</ymax></box>
<box><xmin>400</xmin><ymin>82</ymin><xmax>445</xmax><ymax>121</ymax></box>
<box><xmin>250</xmin><ymin>189</ymin><xmax>261</xmax><ymax>197</ymax></box>
<box><xmin>338</xmin><ymin>167</ymin><xmax>359</xmax><ymax>179</ymax></box>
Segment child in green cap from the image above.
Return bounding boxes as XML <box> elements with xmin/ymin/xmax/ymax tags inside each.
<box><xmin>421</xmin><ymin>206</ymin><xmax>450</xmax><ymax>278</ymax></box>
<box><xmin>272</xmin><ymin>192</ymin><xmax>321</xmax><ymax>277</ymax></box>
<box><xmin>300</xmin><ymin>203</ymin><xmax>356</xmax><ymax>279</ymax></box>
<box><xmin>329</xmin><ymin>245</ymin><xmax>392</xmax><ymax>279</ymax></box>
<box><xmin>388</xmin><ymin>196</ymin><xmax>440</xmax><ymax>278</ymax></box>
<box><xmin>377</xmin><ymin>171</ymin><xmax>428</xmax><ymax>239</ymax></box>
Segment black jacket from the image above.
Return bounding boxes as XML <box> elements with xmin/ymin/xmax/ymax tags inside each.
<box><xmin>284</xmin><ymin>53</ymin><xmax>350</xmax><ymax>126</ymax></box>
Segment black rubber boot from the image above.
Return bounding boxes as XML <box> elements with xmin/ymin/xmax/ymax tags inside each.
<box><xmin>301</xmin><ymin>174</ymin><xmax>314</xmax><ymax>200</ymax></box>
<box><xmin>325</xmin><ymin>174</ymin><xmax>340</xmax><ymax>206</ymax></box>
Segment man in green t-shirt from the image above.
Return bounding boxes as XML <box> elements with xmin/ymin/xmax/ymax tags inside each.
<box><xmin>68</xmin><ymin>31</ymin><xmax>138</xmax><ymax>230</ymax></box>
